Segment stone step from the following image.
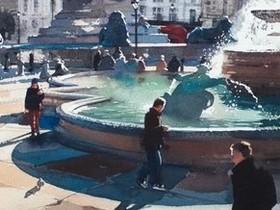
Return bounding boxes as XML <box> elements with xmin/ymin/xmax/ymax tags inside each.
<box><xmin>51</xmin><ymin>18</ymin><xmax>107</xmax><ymax>28</ymax></box>
<box><xmin>55</xmin><ymin>10</ymin><xmax>103</xmax><ymax>19</ymax></box>
<box><xmin>40</xmin><ymin>24</ymin><xmax>158</xmax><ymax>36</ymax></box>
<box><xmin>29</xmin><ymin>35</ymin><xmax>99</xmax><ymax>44</ymax></box>
<box><xmin>39</xmin><ymin>27</ymin><xmax>100</xmax><ymax>36</ymax></box>
<box><xmin>130</xmin><ymin>34</ymin><xmax>169</xmax><ymax>43</ymax></box>
<box><xmin>31</xmin><ymin>32</ymin><xmax>168</xmax><ymax>44</ymax></box>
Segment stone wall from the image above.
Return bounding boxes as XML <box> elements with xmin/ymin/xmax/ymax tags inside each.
<box><xmin>54</xmin><ymin>43</ymin><xmax>212</xmax><ymax>69</ymax></box>
<box><xmin>201</xmin><ymin>0</ymin><xmax>245</xmax><ymax>26</ymax></box>
<box><xmin>0</xmin><ymin>0</ymin><xmax>17</xmax><ymax>11</ymax></box>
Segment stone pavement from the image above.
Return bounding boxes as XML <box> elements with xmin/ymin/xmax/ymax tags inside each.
<box><xmin>0</xmin><ymin>123</ymin><xmax>279</xmax><ymax>210</ymax></box>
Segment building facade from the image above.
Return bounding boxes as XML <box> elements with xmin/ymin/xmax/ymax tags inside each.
<box><xmin>139</xmin><ymin>0</ymin><xmax>202</xmax><ymax>23</ymax></box>
<box><xmin>201</xmin><ymin>0</ymin><xmax>247</xmax><ymax>26</ymax></box>
<box><xmin>0</xmin><ymin>0</ymin><xmax>62</xmax><ymax>43</ymax></box>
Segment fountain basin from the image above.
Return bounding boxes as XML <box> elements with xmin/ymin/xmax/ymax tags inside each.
<box><xmin>251</xmin><ymin>10</ymin><xmax>280</xmax><ymax>23</ymax></box>
<box><xmin>222</xmin><ymin>49</ymin><xmax>280</xmax><ymax>96</ymax></box>
<box><xmin>47</xmin><ymin>72</ymin><xmax>280</xmax><ymax>168</ymax></box>
<box><xmin>56</xmin><ymin>97</ymin><xmax>280</xmax><ymax>168</ymax></box>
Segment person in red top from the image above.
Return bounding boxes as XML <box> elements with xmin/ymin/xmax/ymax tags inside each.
<box><xmin>24</xmin><ymin>78</ymin><xmax>45</xmax><ymax>137</ymax></box>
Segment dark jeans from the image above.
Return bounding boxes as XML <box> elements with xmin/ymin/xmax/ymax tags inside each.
<box><xmin>137</xmin><ymin>149</ymin><xmax>162</xmax><ymax>186</ymax></box>
<box><xmin>28</xmin><ymin>110</ymin><xmax>40</xmax><ymax>135</ymax></box>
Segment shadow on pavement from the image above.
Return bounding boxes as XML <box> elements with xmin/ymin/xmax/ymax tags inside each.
<box><xmin>11</xmin><ymin>132</ymin><xmax>227</xmax><ymax>209</ymax></box>
<box><xmin>0</xmin><ymin>132</ymin><xmax>31</xmax><ymax>147</ymax></box>
<box><xmin>0</xmin><ymin>113</ymin><xmax>24</xmax><ymax>125</ymax></box>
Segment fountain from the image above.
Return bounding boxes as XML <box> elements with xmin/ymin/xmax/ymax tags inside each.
<box><xmin>44</xmin><ymin>0</ymin><xmax>280</xmax><ymax>168</ymax></box>
<box><xmin>222</xmin><ymin>4</ymin><xmax>280</xmax><ymax>96</ymax></box>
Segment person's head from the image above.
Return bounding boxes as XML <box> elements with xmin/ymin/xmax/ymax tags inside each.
<box><xmin>31</xmin><ymin>78</ymin><xmax>39</xmax><ymax>89</ymax></box>
<box><xmin>55</xmin><ymin>57</ymin><xmax>61</xmax><ymax>63</ymax></box>
<box><xmin>230</xmin><ymin>141</ymin><xmax>253</xmax><ymax>165</ymax></box>
<box><xmin>152</xmin><ymin>97</ymin><xmax>166</xmax><ymax>113</ymax></box>
<box><xmin>160</xmin><ymin>55</ymin><xmax>165</xmax><ymax>60</ymax></box>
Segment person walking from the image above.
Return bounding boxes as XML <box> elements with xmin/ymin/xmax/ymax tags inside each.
<box><xmin>156</xmin><ymin>55</ymin><xmax>167</xmax><ymax>72</ymax></box>
<box><xmin>180</xmin><ymin>58</ymin><xmax>185</xmax><ymax>72</ymax></box>
<box><xmin>93</xmin><ymin>50</ymin><xmax>102</xmax><ymax>71</ymax></box>
<box><xmin>24</xmin><ymin>78</ymin><xmax>45</xmax><ymax>137</ymax></box>
<box><xmin>4</xmin><ymin>52</ymin><xmax>9</xmax><ymax>71</ymax></box>
<box><xmin>229</xmin><ymin>141</ymin><xmax>277</xmax><ymax>210</ymax></box>
<box><xmin>167</xmin><ymin>56</ymin><xmax>181</xmax><ymax>73</ymax></box>
<box><xmin>16</xmin><ymin>53</ymin><xmax>24</xmax><ymax>76</ymax></box>
<box><xmin>137</xmin><ymin>56</ymin><xmax>146</xmax><ymax>73</ymax></box>
<box><xmin>29</xmin><ymin>53</ymin><xmax>34</xmax><ymax>72</ymax></box>
<box><xmin>137</xmin><ymin>98</ymin><xmax>168</xmax><ymax>190</ymax></box>
<box><xmin>40</xmin><ymin>59</ymin><xmax>50</xmax><ymax>80</ymax></box>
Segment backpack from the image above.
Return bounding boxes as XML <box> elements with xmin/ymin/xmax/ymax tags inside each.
<box><xmin>255</xmin><ymin>167</ymin><xmax>277</xmax><ymax>209</ymax></box>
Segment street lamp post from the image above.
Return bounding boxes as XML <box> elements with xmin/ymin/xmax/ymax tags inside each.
<box><xmin>131</xmin><ymin>0</ymin><xmax>139</xmax><ymax>57</ymax></box>
<box><xmin>51</xmin><ymin>0</ymin><xmax>55</xmax><ymax>21</ymax></box>
<box><xmin>17</xmin><ymin>11</ymin><xmax>21</xmax><ymax>44</ymax></box>
<box><xmin>170</xmin><ymin>3</ymin><xmax>175</xmax><ymax>22</ymax></box>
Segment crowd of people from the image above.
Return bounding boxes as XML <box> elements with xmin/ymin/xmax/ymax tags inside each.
<box><xmin>93</xmin><ymin>47</ymin><xmax>186</xmax><ymax>73</ymax></box>
<box><xmin>0</xmin><ymin>51</ymin><xmax>70</xmax><ymax>80</ymax></box>
<box><xmin>1</xmin><ymin>46</ymin><xmax>188</xmax><ymax>80</ymax></box>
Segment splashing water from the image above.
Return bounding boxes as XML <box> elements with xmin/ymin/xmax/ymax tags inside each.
<box><xmin>230</xmin><ymin>0</ymin><xmax>280</xmax><ymax>51</ymax></box>
<box><xmin>226</xmin><ymin>79</ymin><xmax>260</xmax><ymax>105</ymax></box>
<box><xmin>211</xmin><ymin>0</ymin><xmax>280</xmax><ymax>75</ymax></box>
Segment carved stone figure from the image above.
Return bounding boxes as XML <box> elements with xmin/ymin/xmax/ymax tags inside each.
<box><xmin>163</xmin><ymin>64</ymin><xmax>225</xmax><ymax>120</ymax></box>
<box><xmin>187</xmin><ymin>16</ymin><xmax>236</xmax><ymax>44</ymax></box>
<box><xmin>99</xmin><ymin>11</ymin><xmax>130</xmax><ymax>47</ymax></box>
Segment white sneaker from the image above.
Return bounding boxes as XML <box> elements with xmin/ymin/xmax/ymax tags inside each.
<box><xmin>137</xmin><ymin>180</ymin><xmax>148</xmax><ymax>189</ymax></box>
<box><xmin>152</xmin><ymin>184</ymin><xmax>166</xmax><ymax>191</ymax></box>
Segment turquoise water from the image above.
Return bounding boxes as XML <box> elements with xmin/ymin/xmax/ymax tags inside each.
<box><xmin>75</xmin><ymin>73</ymin><xmax>280</xmax><ymax>129</ymax></box>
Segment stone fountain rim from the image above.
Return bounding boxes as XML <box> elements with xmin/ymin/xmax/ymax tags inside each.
<box><xmin>223</xmin><ymin>49</ymin><xmax>280</xmax><ymax>54</ymax></box>
<box><xmin>251</xmin><ymin>9</ymin><xmax>280</xmax><ymax>23</ymax></box>
<box><xmin>57</xmin><ymin>97</ymin><xmax>280</xmax><ymax>136</ymax></box>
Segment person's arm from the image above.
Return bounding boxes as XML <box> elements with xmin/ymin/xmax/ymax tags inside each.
<box><xmin>24</xmin><ymin>89</ymin><xmax>30</xmax><ymax>110</ymax></box>
<box><xmin>145</xmin><ymin>114</ymin><xmax>163</xmax><ymax>133</ymax></box>
<box><xmin>37</xmin><ymin>89</ymin><xmax>45</xmax><ymax>103</ymax></box>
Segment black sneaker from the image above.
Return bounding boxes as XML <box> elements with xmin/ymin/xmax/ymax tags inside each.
<box><xmin>136</xmin><ymin>180</ymin><xmax>148</xmax><ymax>189</ymax></box>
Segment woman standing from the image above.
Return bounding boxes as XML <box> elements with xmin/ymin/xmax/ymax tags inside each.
<box><xmin>24</xmin><ymin>78</ymin><xmax>45</xmax><ymax>137</ymax></box>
